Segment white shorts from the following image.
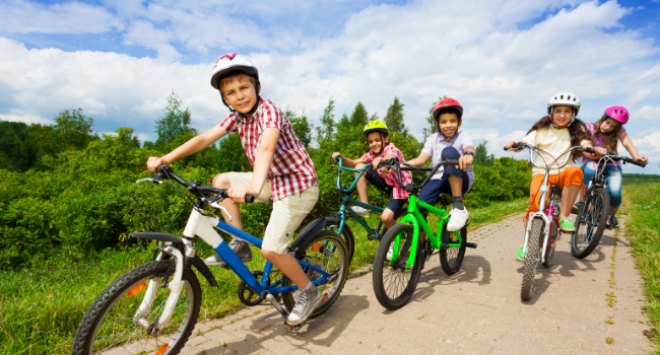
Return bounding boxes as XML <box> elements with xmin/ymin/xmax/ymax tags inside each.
<box><xmin>225</xmin><ymin>172</ymin><xmax>319</xmax><ymax>255</ymax></box>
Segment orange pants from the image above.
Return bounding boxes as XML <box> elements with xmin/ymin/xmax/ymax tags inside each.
<box><xmin>528</xmin><ymin>166</ymin><xmax>583</xmax><ymax>213</ymax></box>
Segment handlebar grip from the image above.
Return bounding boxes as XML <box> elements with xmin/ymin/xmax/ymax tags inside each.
<box><xmin>220</xmin><ymin>190</ymin><xmax>255</xmax><ymax>204</ymax></box>
<box><xmin>332</xmin><ymin>155</ymin><xmax>341</xmax><ymax>165</ymax></box>
<box><xmin>443</xmin><ymin>159</ymin><xmax>460</xmax><ymax>166</ymax></box>
<box><xmin>583</xmin><ymin>147</ymin><xmax>596</xmax><ymax>154</ymax></box>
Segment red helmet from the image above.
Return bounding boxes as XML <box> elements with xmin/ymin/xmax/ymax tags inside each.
<box><xmin>433</xmin><ymin>98</ymin><xmax>463</xmax><ymax>120</ymax></box>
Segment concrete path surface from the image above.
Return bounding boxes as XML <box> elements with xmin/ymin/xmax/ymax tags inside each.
<box><xmin>177</xmin><ymin>213</ymin><xmax>653</xmax><ymax>355</ymax></box>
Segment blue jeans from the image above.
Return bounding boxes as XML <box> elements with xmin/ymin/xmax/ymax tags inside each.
<box><xmin>582</xmin><ymin>162</ymin><xmax>622</xmax><ymax>208</ymax></box>
<box><xmin>418</xmin><ymin>147</ymin><xmax>469</xmax><ymax>216</ymax></box>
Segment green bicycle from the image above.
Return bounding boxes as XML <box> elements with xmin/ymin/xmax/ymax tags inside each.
<box><xmin>372</xmin><ymin>159</ymin><xmax>477</xmax><ymax>310</ymax></box>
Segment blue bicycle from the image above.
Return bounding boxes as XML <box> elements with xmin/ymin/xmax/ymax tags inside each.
<box><xmin>71</xmin><ymin>166</ymin><xmax>348</xmax><ymax>355</ymax></box>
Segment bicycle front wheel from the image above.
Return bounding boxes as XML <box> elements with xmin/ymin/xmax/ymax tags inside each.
<box><xmin>572</xmin><ymin>187</ymin><xmax>610</xmax><ymax>259</ymax></box>
<box><xmin>439</xmin><ymin>225</ymin><xmax>467</xmax><ymax>275</ymax></box>
<box><xmin>282</xmin><ymin>231</ymin><xmax>349</xmax><ymax>317</ymax></box>
<box><xmin>372</xmin><ymin>223</ymin><xmax>423</xmax><ymax>310</ymax></box>
<box><xmin>521</xmin><ymin>218</ymin><xmax>543</xmax><ymax>301</ymax></box>
<box><xmin>72</xmin><ymin>260</ymin><xmax>201</xmax><ymax>355</ymax></box>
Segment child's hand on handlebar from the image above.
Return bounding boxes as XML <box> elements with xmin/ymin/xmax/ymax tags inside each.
<box><xmin>331</xmin><ymin>152</ymin><xmax>341</xmax><ymax>162</ymax></box>
<box><xmin>637</xmin><ymin>156</ymin><xmax>649</xmax><ymax>165</ymax></box>
<box><xmin>504</xmin><ymin>141</ymin><xmax>524</xmax><ymax>152</ymax></box>
<box><xmin>458</xmin><ymin>153</ymin><xmax>473</xmax><ymax>171</ymax></box>
<box><xmin>147</xmin><ymin>156</ymin><xmax>169</xmax><ymax>174</ymax></box>
<box><xmin>226</xmin><ymin>186</ymin><xmax>257</xmax><ymax>205</ymax></box>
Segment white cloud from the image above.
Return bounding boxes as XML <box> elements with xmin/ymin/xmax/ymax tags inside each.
<box><xmin>0</xmin><ymin>0</ymin><xmax>122</xmax><ymax>34</ymax></box>
<box><xmin>0</xmin><ymin>110</ymin><xmax>50</xmax><ymax>125</ymax></box>
<box><xmin>635</xmin><ymin>106</ymin><xmax>660</xmax><ymax>121</ymax></box>
<box><xmin>627</xmin><ymin>88</ymin><xmax>652</xmax><ymax>104</ymax></box>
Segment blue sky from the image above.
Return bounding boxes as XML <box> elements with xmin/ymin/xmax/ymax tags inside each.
<box><xmin>0</xmin><ymin>0</ymin><xmax>659</xmax><ymax>174</ymax></box>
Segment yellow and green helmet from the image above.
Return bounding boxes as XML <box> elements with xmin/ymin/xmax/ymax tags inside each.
<box><xmin>363</xmin><ymin>120</ymin><xmax>389</xmax><ymax>137</ymax></box>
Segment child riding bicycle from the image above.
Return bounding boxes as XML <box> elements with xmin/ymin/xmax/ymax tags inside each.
<box><xmin>331</xmin><ymin>120</ymin><xmax>412</xmax><ymax>230</ymax></box>
<box><xmin>406</xmin><ymin>98</ymin><xmax>475</xmax><ymax>233</ymax></box>
<box><xmin>505</xmin><ymin>92</ymin><xmax>598</xmax><ymax>240</ymax></box>
<box><xmin>579</xmin><ymin>106</ymin><xmax>649</xmax><ymax>229</ymax></box>
<box><xmin>146</xmin><ymin>53</ymin><xmax>321</xmax><ymax>326</ymax></box>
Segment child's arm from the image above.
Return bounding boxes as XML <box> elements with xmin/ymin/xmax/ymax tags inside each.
<box><xmin>504</xmin><ymin>140</ymin><xmax>527</xmax><ymax>152</ymax></box>
<box><xmin>407</xmin><ymin>152</ymin><xmax>431</xmax><ymax>168</ymax></box>
<box><xmin>227</xmin><ymin>127</ymin><xmax>279</xmax><ymax>204</ymax></box>
<box><xmin>331</xmin><ymin>152</ymin><xmax>364</xmax><ymax>168</ymax></box>
<box><xmin>619</xmin><ymin>131</ymin><xmax>649</xmax><ymax>165</ymax></box>
<box><xmin>147</xmin><ymin>125</ymin><xmax>228</xmax><ymax>173</ymax></box>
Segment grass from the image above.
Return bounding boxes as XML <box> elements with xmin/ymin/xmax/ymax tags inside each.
<box><xmin>621</xmin><ymin>174</ymin><xmax>660</xmax><ymax>351</ymax></box>
<box><xmin>0</xmin><ymin>196</ymin><xmax>528</xmax><ymax>355</ymax></box>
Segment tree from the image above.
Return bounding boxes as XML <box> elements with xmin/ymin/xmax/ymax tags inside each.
<box><xmin>349</xmin><ymin>102</ymin><xmax>369</xmax><ymax>128</ymax></box>
<box><xmin>28</xmin><ymin>108</ymin><xmax>97</xmax><ymax>157</ymax></box>
<box><xmin>0</xmin><ymin>121</ymin><xmax>40</xmax><ymax>171</ymax></box>
<box><xmin>286</xmin><ymin>109</ymin><xmax>312</xmax><ymax>148</ymax></box>
<box><xmin>316</xmin><ymin>98</ymin><xmax>336</xmax><ymax>143</ymax></box>
<box><xmin>474</xmin><ymin>141</ymin><xmax>494</xmax><ymax>166</ymax></box>
<box><xmin>154</xmin><ymin>92</ymin><xmax>193</xmax><ymax>151</ymax></box>
<box><xmin>383</xmin><ymin>96</ymin><xmax>408</xmax><ymax>135</ymax></box>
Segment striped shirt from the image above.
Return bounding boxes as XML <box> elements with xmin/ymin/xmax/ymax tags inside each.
<box><xmin>360</xmin><ymin>143</ymin><xmax>413</xmax><ymax>200</ymax></box>
<box><xmin>422</xmin><ymin>131</ymin><xmax>475</xmax><ymax>190</ymax></box>
<box><xmin>219</xmin><ymin>98</ymin><xmax>317</xmax><ymax>201</ymax></box>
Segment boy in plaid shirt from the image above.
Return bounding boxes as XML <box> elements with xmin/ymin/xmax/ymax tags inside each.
<box><xmin>147</xmin><ymin>54</ymin><xmax>321</xmax><ymax>326</ymax></box>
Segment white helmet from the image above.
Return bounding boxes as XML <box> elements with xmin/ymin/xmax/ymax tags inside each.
<box><xmin>547</xmin><ymin>92</ymin><xmax>581</xmax><ymax>126</ymax></box>
<box><xmin>210</xmin><ymin>53</ymin><xmax>259</xmax><ymax>91</ymax></box>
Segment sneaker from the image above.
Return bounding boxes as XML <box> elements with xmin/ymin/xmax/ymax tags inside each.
<box><xmin>609</xmin><ymin>216</ymin><xmax>620</xmax><ymax>229</ymax></box>
<box><xmin>386</xmin><ymin>243</ymin><xmax>394</xmax><ymax>261</ymax></box>
<box><xmin>287</xmin><ymin>285</ymin><xmax>323</xmax><ymax>326</ymax></box>
<box><xmin>559</xmin><ymin>217</ymin><xmax>576</xmax><ymax>233</ymax></box>
<box><xmin>447</xmin><ymin>208</ymin><xmax>469</xmax><ymax>232</ymax></box>
<box><xmin>571</xmin><ymin>202</ymin><xmax>583</xmax><ymax>214</ymax></box>
<box><xmin>351</xmin><ymin>206</ymin><xmax>371</xmax><ymax>217</ymax></box>
<box><xmin>205</xmin><ymin>238</ymin><xmax>252</xmax><ymax>267</ymax></box>
<box><xmin>516</xmin><ymin>244</ymin><xmax>526</xmax><ymax>261</ymax></box>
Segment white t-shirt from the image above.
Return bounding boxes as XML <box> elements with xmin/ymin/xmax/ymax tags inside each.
<box><xmin>523</xmin><ymin>127</ymin><xmax>590</xmax><ymax>176</ymax></box>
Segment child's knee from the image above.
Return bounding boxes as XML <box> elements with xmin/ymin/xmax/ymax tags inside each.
<box><xmin>213</xmin><ymin>173</ymin><xmax>231</xmax><ymax>188</ymax></box>
<box><xmin>261</xmin><ymin>249</ymin><xmax>277</xmax><ymax>260</ymax></box>
<box><xmin>381</xmin><ymin>209</ymin><xmax>394</xmax><ymax>222</ymax></box>
<box><xmin>441</xmin><ymin>146</ymin><xmax>460</xmax><ymax>160</ymax></box>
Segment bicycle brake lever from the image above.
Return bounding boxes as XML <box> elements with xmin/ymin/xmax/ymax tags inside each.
<box><xmin>208</xmin><ymin>202</ymin><xmax>232</xmax><ymax>222</ymax></box>
<box><xmin>136</xmin><ymin>177</ymin><xmax>163</xmax><ymax>185</ymax></box>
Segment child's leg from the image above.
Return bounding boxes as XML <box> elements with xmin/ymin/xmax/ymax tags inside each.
<box><xmin>605</xmin><ymin>165</ymin><xmax>623</xmax><ymax>216</ymax></box>
<box><xmin>558</xmin><ymin>167</ymin><xmax>584</xmax><ymax>218</ymax></box>
<box><xmin>417</xmin><ymin>179</ymin><xmax>445</xmax><ymax>242</ymax></box>
<box><xmin>441</xmin><ymin>147</ymin><xmax>470</xmax><ymax>210</ymax></box>
<box><xmin>354</xmin><ymin>163</ymin><xmax>369</xmax><ymax>204</ymax></box>
<box><xmin>381</xmin><ymin>195</ymin><xmax>406</xmax><ymax>229</ymax></box>
<box><xmin>580</xmin><ymin>162</ymin><xmax>597</xmax><ymax>203</ymax></box>
<box><xmin>212</xmin><ymin>173</ymin><xmax>244</xmax><ymax>229</ymax></box>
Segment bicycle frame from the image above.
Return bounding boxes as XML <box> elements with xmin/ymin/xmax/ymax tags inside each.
<box><xmin>392</xmin><ymin>195</ymin><xmax>463</xmax><ymax>269</ymax></box>
<box><xmin>137</xmin><ymin>207</ymin><xmax>331</xmax><ymax>331</ymax></box>
<box><xmin>333</xmin><ymin>157</ymin><xmax>385</xmax><ymax>240</ymax></box>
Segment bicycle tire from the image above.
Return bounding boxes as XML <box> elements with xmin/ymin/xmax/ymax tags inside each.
<box><xmin>323</xmin><ymin>217</ymin><xmax>355</xmax><ymax>264</ymax></box>
<box><xmin>521</xmin><ymin>218</ymin><xmax>543</xmax><ymax>301</ymax></box>
<box><xmin>372</xmin><ymin>223</ymin><xmax>423</xmax><ymax>310</ymax></box>
<box><xmin>71</xmin><ymin>260</ymin><xmax>201</xmax><ymax>355</ymax></box>
<box><xmin>281</xmin><ymin>231</ymin><xmax>349</xmax><ymax>318</ymax></box>
<box><xmin>572</xmin><ymin>187</ymin><xmax>610</xmax><ymax>259</ymax></box>
<box><xmin>439</xmin><ymin>225</ymin><xmax>467</xmax><ymax>275</ymax></box>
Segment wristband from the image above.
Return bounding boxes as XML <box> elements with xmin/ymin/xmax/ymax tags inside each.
<box><xmin>464</xmin><ymin>151</ymin><xmax>475</xmax><ymax>157</ymax></box>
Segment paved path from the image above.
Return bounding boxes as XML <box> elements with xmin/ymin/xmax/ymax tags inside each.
<box><xmin>177</xmin><ymin>214</ymin><xmax>652</xmax><ymax>355</ymax></box>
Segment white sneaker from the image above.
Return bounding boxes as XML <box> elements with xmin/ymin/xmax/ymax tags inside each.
<box><xmin>386</xmin><ymin>243</ymin><xmax>394</xmax><ymax>260</ymax></box>
<box><xmin>351</xmin><ymin>206</ymin><xmax>372</xmax><ymax>217</ymax></box>
<box><xmin>287</xmin><ymin>286</ymin><xmax>323</xmax><ymax>326</ymax></box>
<box><xmin>447</xmin><ymin>208</ymin><xmax>469</xmax><ymax>231</ymax></box>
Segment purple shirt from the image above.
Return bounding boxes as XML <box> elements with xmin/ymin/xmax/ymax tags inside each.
<box><xmin>582</xmin><ymin>122</ymin><xmax>626</xmax><ymax>166</ymax></box>
<box><xmin>422</xmin><ymin>131</ymin><xmax>475</xmax><ymax>190</ymax></box>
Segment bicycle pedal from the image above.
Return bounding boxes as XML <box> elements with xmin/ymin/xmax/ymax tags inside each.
<box><xmin>284</xmin><ymin>322</ymin><xmax>302</xmax><ymax>331</ymax></box>
<box><xmin>464</xmin><ymin>242</ymin><xmax>477</xmax><ymax>249</ymax></box>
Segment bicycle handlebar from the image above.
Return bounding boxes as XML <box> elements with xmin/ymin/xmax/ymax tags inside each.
<box><xmin>503</xmin><ymin>143</ymin><xmax>594</xmax><ymax>170</ymax></box>
<box><xmin>142</xmin><ymin>166</ymin><xmax>256</xmax><ymax>204</ymax></box>
<box><xmin>375</xmin><ymin>159</ymin><xmax>461</xmax><ymax>192</ymax></box>
<box><xmin>595</xmin><ymin>151</ymin><xmax>646</xmax><ymax>167</ymax></box>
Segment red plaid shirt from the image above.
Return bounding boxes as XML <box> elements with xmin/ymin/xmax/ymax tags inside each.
<box><xmin>219</xmin><ymin>98</ymin><xmax>318</xmax><ymax>201</ymax></box>
<box><xmin>360</xmin><ymin>143</ymin><xmax>412</xmax><ymax>200</ymax></box>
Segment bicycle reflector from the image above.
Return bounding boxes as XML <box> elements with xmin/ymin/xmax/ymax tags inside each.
<box><xmin>311</xmin><ymin>243</ymin><xmax>322</xmax><ymax>252</ymax></box>
<box><xmin>126</xmin><ymin>282</ymin><xmax>147</xmax><ymax>297</ymax></box>
<box><xmin>156</xmin><ymin>344</ymin><xmax>169</xmax><ymax>355</ymax></box>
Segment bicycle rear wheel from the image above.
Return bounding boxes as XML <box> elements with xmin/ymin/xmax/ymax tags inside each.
<box><xmin>372</xmin><ymin>223</ymin><xmax>423</xmax><ymax>310</ymax></box>
<box><xmin>572</xmin><ymin>187</ymin><xmax>610</xmax><ymax>259</ymax></box>
<box><xmin>439</xmin><ymin>225</ymin><xmax>467</xmax><ymax>275</ymax></box>
<box><xmin>323</xmin><ymin>217</ymin><xmax>355</xmax><ymax>264</ymax></box>
<box><xmin>71</xmin><ymin>260</ymin><xmax>201</xmax><ymax>355</ymax></box>
<box><xmin>521</xmin><ymin>218</ymin><xmax>543</xmax><ymax>301</ymax></box>
<box><xmin>281</xmin><ymin>231</ymin><xmax>349</xmax><ymax>317</ymax></box>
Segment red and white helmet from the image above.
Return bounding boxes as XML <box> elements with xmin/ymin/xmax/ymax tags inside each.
<box><xmin>547</xmin><ymin>92</ymin><xmax>581</xmax><ymax>126</ymax></box>
<box><xmin>210</xmin><ymin>53</ymin><xmax>259</xmax><ymax>91</ymax></box>
<box><xmin>433</xmin><ymin>98</ymin><xmax>463</xmax><ymax>120</ymax></box>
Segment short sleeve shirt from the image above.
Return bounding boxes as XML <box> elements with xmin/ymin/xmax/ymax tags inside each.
<box><xmin>360</xmin><ymin>143</ymin><xmax>413</xmax><ymax>200</ymax></box>
<box><xmin>581</xmin><ymin>122</ymin><xmax>626</xmax><ymax>166</ymax></box>
<box><xmin>422</xmin><ymin>132</ymin><xmax>475</xmax><ymax>190</ymax></box>
<box><xmin>523</xmin><ymin>127</ymin><xmax>592</xmax><ymax>175</ymax></box>
<box><xmin>219</xmin><ymin>98</ymin><xmax>318</xmax><ymax>201</ymax></box>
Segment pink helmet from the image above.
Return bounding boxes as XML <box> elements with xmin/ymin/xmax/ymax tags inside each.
<box><xmin>604</xmin><ymin>106</ymin><xmax>629</xmax><ymax>124</ymax></box>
